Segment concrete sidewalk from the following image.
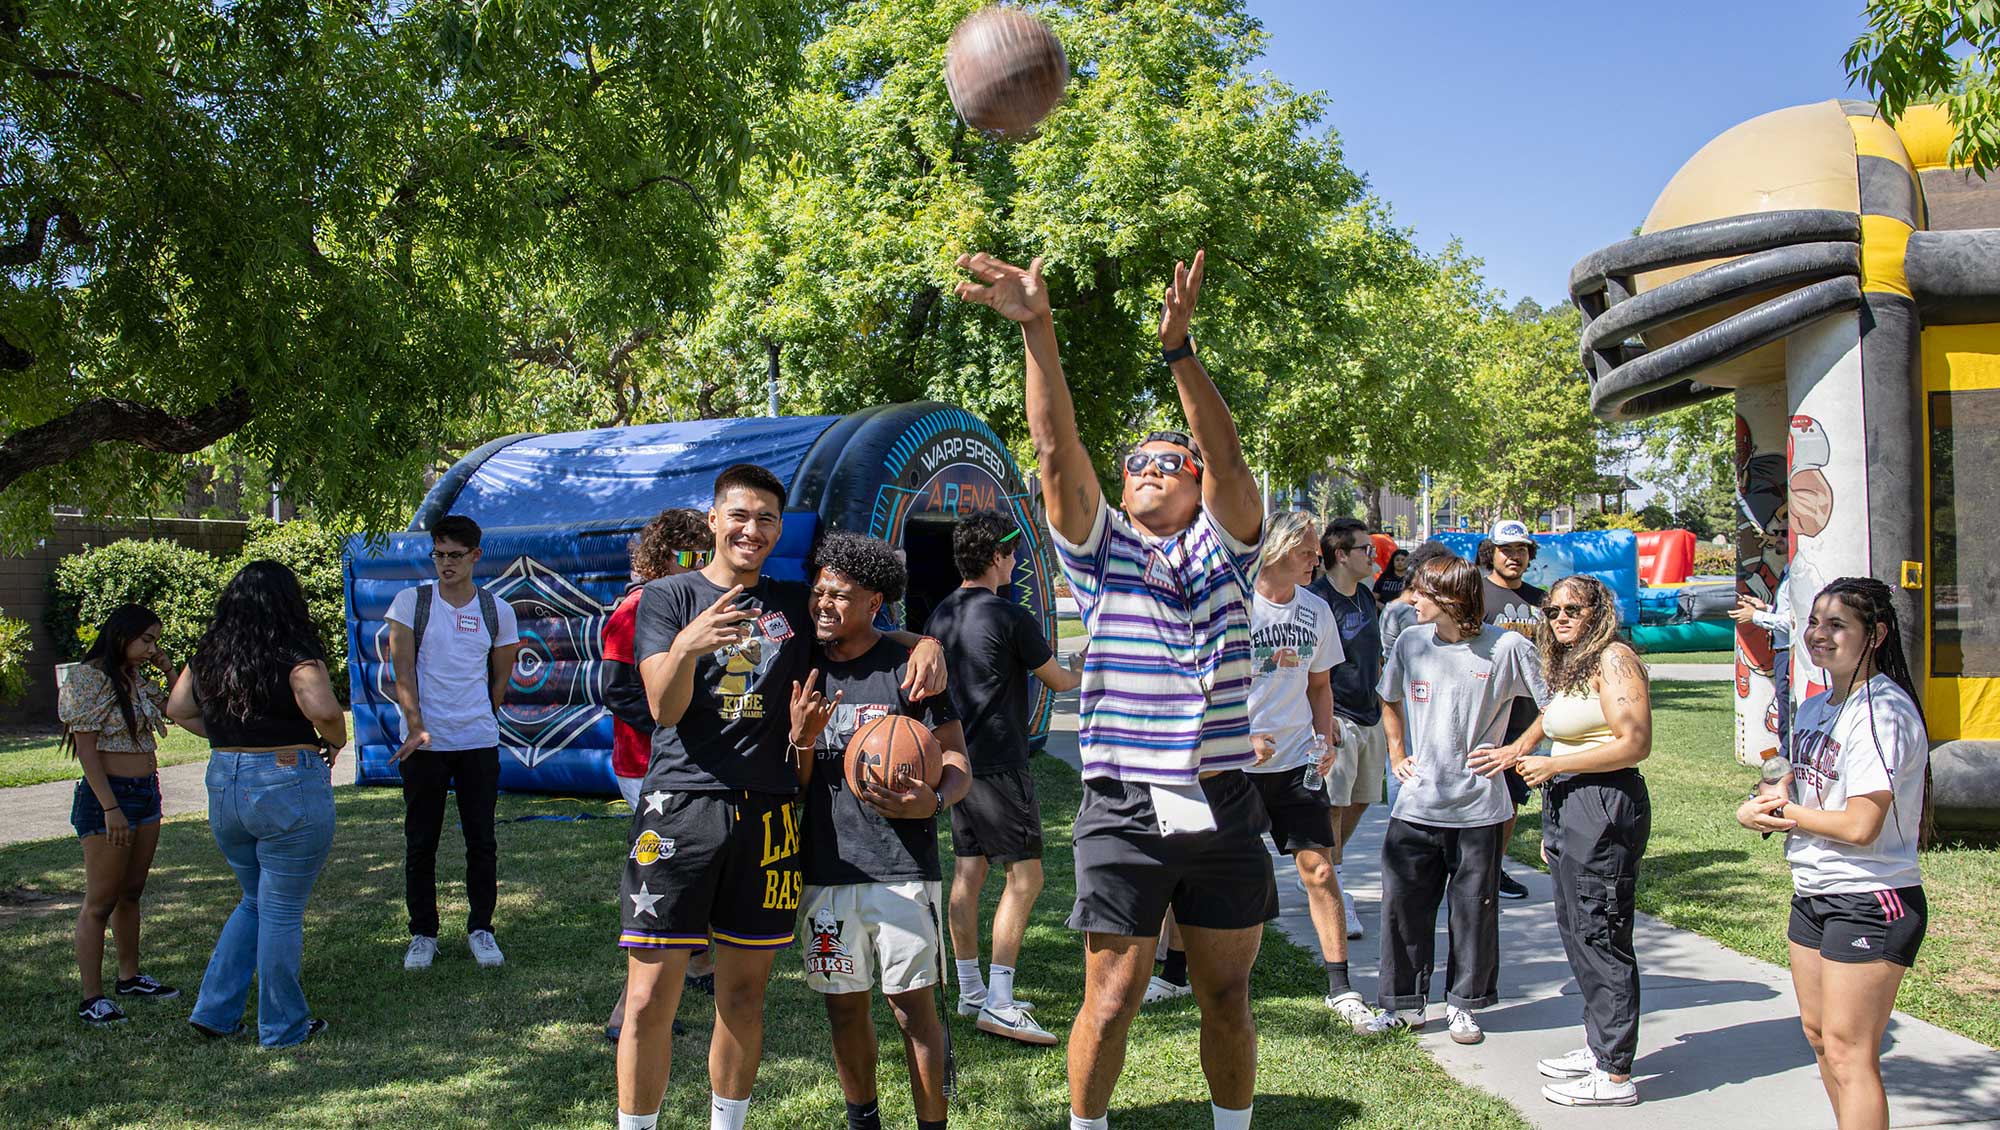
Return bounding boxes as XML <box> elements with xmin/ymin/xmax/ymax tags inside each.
<box><xmin>1037</xmin><ymin>676</ymin><xmax>2000</xmax><ymax>1129</ymax></box>
<box><xmin>1</xmin><ymin>749</ymin><xmax>357</xmax><ymax>849</ymax></box>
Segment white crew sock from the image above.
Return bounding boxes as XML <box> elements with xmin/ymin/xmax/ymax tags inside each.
<box><xmin>1069</xmin><ymin>1114</ymin><xmax>1109</xmax><ymax>1130</ymax></box>
<box><xmin>988</xmin><ymin>964</ymin><xmax>1017</xmax><ymax>1009</ymax></box>
<box><xmin>617</xmin><ymin>1113</ymin><xmax>658</xmax><ymax>1130</ymax></box>
<box><xmin>710</xmin><ymin>1094</ymin><xmax>749</xmax><ymax>1130</ymax></box>
<box><xmin>955</xmin><ymin>959</ymin><xmax>985</xmax><ymax>998</ymax></box>
<box><xmin>1212</xmin><ymin>1102</ymin><xmax>1253</xmax><ymax>1130</ymax></box>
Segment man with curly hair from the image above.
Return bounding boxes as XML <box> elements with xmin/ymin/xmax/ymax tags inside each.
<box><xmin>602</xmin><ymin>507</ymin><xmax>711</xmax><ymax>1041</ymax></box>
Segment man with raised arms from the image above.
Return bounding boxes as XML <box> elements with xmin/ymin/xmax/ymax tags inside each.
<box><xmin>954</xmin><ymin>249</ymin><xmax>1274</xmax><ymax>1130</ymax></box>
<box><xmin>614</xmin><ymin>463</ymin><xmax>944</xmax><ymax>1130</ymax></box>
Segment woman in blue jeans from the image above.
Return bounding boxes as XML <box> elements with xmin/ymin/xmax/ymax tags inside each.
<box><xmin>167</xmin><ymin>560</ymin><xmax>347</xmax><ymax>1047</ymax></box>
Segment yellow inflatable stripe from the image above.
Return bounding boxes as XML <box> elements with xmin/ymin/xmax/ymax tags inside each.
<box><xmin>1921</xmin><ymin>324</ymin><xmax>2000</xmax><ymax>392</ymax></box>
<box><xmin>1849</xmin><ymin>114</ymin><xmax>1915</xmax><ymax>166</ymax></box>
<box><xmin>1929</xmin><ymin>676</ymin><xmax>2000</xmax><ymax>742</ymax></box>
<box><xmin>1859</xmin><ymin>214</ymin><xmax>1913</xmax><ymax>298</ymax></box>
<box><xmin>1892</xmin><ymin>103</ymin><xmax>1957</xmax><ymax>171</ymax></box>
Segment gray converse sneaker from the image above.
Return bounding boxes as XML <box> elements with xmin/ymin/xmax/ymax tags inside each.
<box><xmin>1543</xmin><ymin>1069</ymin><xmax>1638</xmax><ymax>1107</ymax></box>
<box><xmin>403</xmin><ymin>935</ymin><xmax>438</xmax><ymax>971</ymax></box>
<box><xmin>1446</xmin><ymin>1004</ymin><xmax>1483</xmax><ymax>1045</ymax></box>
<box><xmin>468</xmin><ymin>929</ymin><xmax>504</xmax><ymax>968</ymax></box>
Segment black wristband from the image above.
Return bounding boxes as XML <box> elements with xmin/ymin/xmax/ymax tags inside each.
<box><xmin>1161</xmin><ymin>334</ymin><xmax>1196</xmax><ymax>364</ymax></box>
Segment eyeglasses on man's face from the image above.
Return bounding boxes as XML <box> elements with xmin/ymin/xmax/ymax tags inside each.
<box><xmin>430</xmin><ymin>549</ymin><xmax>473</xmax><ymax>562</ymax></box>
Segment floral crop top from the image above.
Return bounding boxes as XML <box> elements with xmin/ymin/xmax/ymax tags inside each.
<box><xmin>57</xmin><ymin>662</ymin><xmax>169</xmax><ymax>755</ymax></box>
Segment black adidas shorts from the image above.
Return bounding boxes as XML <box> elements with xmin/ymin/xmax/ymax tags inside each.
<box><xmin>1067</xmin><ymin>770</ymin><xmax>1278</xmax><ymax>937</ymax></box>
<box><xmin>1247</xmin><ymin>767</ymin><xmax>1338</xmax><ymax>856</ymax></box>
<box><xmin>618</xmin><ymin>788</ymin><xmax>802</xmax><ymax>953</ymax></box>
<box><xmin>1788</xmin><ymin>886</ymin><xmax>1927</xmax><ymax>967</ymax></box>
<box><xmin>949</xmin><ymin>765</ymin><xmax>1044</xmax><ymax>864</ymax></box>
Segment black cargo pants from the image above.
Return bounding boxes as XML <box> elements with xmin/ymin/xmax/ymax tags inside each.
<box><xmin>1544</xmin><ymin>768</ymin><xmax>1651</xmax><ymax>1075</ymax></box>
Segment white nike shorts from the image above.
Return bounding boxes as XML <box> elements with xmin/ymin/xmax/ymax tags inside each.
<box><xmin>799</xmin><ymin>880</ymin><xmax>943</xmax><ymax>996</ymax></box>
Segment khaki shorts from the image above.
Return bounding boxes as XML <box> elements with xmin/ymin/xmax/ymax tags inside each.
<box><xmin>1324</xmin><ymin>716</ymin><xmax>1389</xmax><ymax>806</ymax></box>
<box><xmin>799</xmin><ymin>881</ymin><xmax>943</xmax><ymax>996</ymax></box>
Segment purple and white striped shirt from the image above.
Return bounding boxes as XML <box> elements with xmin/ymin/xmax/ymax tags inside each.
<box><xmin>1050</xmin><ymin>499</ymin><xmax>1261</xmax><ymax>783</ymax></box>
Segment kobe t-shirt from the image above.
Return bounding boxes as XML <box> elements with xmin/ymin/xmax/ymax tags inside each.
<box><xmin>633</xmin><ymin>571</ymin><xmax>810</xmax><ymax>795</ymax></box>
<box><xmin>802</xmin><ymin>637</ymin><xmax>958</xmax><ymax>886</ymax></box>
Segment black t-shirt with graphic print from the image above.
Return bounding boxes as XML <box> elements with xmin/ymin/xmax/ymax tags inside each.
<box><xmin>802</xmin><ymin>637</ymin><xmax>958</xmax><ymax>886</ymax></box>
<box><xmin>633</xmin><ymin>571</ymin><xmax>811</xmax><ymax>794</ymax></box>
<box><xmin>1481</xmin><ymin>575</ymin><xmax>1547</xmax><ymax>743</ymax></box>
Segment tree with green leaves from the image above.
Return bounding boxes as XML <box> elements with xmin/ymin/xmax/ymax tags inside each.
<box><xmin>1444</xmin><ymin>299</ymin><xmax>1602</xmax><ymax>522</ymax></box>
<box><xmin>675</xmin><ymin>0</ymin><xmax>1398</xmax><ymax>482</ymax></box>
<box><xmin>1846</xmin><ymin>0</ymin><xmax>2000</xmax><ymax>173</ymax></box>
<box><xmin>0</xmin><ymin>0</ymin><xmax>818</xmax><ymax>539</ymax></box>
<box><xmin>1633</xmin><ymin>397</ymin><xmax>1736</xmax><ymax>538</ymax></box>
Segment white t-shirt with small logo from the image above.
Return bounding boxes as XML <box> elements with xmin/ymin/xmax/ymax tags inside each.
<box><xmin>386</xmin><ymin>585</ymin><xmax>520</xmax><ymax>751</ymax></box>
<box><xmin>1246</xmin><ymin>586</ymin><xmax>1343</xmax><ymax>773</ymax></box>
<box><xmin>1784</xmin><ymin>675</ymin><xmax>1928</xmax><ymax>896</ymax></box>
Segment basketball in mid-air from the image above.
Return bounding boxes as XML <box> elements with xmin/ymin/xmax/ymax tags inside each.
<box><xmin>845</xmin><ymin>714</ymin><xmax>944</xmax><ymax>794</ymax></box>
<box><xmin>944</xmin><ymin>5</ymin><xmax>1068</xmax><ymax>138</ymax></box>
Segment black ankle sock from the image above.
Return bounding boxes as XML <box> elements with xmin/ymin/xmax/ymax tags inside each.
<box><xmin>918</xmin><ymin>1120</ymin><xmax>947</xmax><ymax>1130</ymax></box>
<box><xmin>845</xmin><ymin>1101</ymin><xmax>881</xmax><ymax>1130</ymax></box>
<box><xmin>1162</xmin><ymin>948</ymin><xmax>1188</xmax><ymax>987</ymax></box>
<box><xmin>1325</xmin><ymin>960</ymin><xmax>1352</xmax><ymax>997</ymax></box>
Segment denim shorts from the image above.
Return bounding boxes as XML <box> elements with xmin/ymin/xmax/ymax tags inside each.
<box><xmin>72</xmin><ymin>773</ymin><xmax>164</xmax><ymax>839</ymax></box>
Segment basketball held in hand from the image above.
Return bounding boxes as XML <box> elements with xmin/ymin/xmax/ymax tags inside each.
<box><xmin>944</xmin><ymin>5</ymin><xmax>1068</xmax><ymax>138</ymax></box>
<box><xmin>845</xmin><ymin>714</ymin><xmax>944</xmax><ymax>794</ymax></box>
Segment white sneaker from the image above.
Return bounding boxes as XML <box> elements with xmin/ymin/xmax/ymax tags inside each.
<box><xmin>467</xmin><ymin>929</ymin><xmax>504</xmax><ymax>968</ymax></box>
<box><xmin>1396</xmin><ymin>1007</ymin><xmax>1427</xmax><ymax>1031</ymax></box>
<box><xmin>975</xmin><ymin>1003</ymin><xmax>1058</xmax><ymax>1047</ymax></box>
<box><xmin>1543</xmin><ymin>1069</ymin><xmax>1638</xmax><ymax>1107</ymax></box>
<box><xmin>956</xmin><ymin>992</ymin><xmax>1035</xmax><ymax>1018</ymax></box>
<box><xmin>1141</xmin><ymin>975</ymin><xmax>1193</xmax><ymax>1005</ymax></box>
<box><xmin>1538</xmin><ymin>1047</ymin><xmax>1597</xmax><ymax>1079</ymax></box>
<box><xmin>1342</xmin><ymin>890</ymin><xmax>1363</xmax><ymax>939</ymax></box>
<box><xmin>1326</xmin><ymin>991</ymin><xmax>1403</xmax><ymax>1035</ymax></box>
<box><xmin>403</xmin><ymin>935</ymin><xmax>438</xmax><ymax>971</ymax></box>
<box><xmin>1446</xmin><ymin>1005</ymin><xmax>1483</xmax><ymax>1045</ymax></box>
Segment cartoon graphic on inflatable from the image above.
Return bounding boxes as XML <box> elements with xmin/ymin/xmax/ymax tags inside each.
<box><xmin>345</xmin><ymin>403</ymin><xmax>1057</xmax><ymax>795</ymax></box>
<box><xmin>1571</xmin><ymin>101</ymin><xmax>2000</xmax><ymax>825</ymax></box>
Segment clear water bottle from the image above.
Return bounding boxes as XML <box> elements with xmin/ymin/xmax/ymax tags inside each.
<box><xmin>1303</xmin><ymin>734</ymin><xmax>1329</xmax><ymax>793</ymax></box>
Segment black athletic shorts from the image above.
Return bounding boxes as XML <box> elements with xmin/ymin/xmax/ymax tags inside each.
<box><xmin>1788</xmin><ymin>886</ymin><xmax>1927</xmax><ymax>967</ymax></box>
<box><xmin>1247</xmin><ymin>767</ymin><xmax>1338</xmax><ymax>855</ymax></box>
<box><xmin>949</xmin><ymin>765</ymin><xmax>1043</xmax><ymax>864</ymax></box>
<box><xmin>1505</xmin><ymin>766</ymin><xmax>1531</xmax><ymax>807</ymax></box>
<box><xmin>618</xmin><ymin>788</ymin><xmax>802</xmax><ymax>953</ymax></box>
<box><xmin>1067</xmin><ymin>770</ymin><xmax>1278</xmax><ymax>937</ymax></box>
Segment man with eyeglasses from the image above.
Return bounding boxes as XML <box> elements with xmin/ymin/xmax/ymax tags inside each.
<box><xmin>386</xmin><ymin>513</ymin><xmax>522</xmax><ymax>971</ymax></box>
<box><xmin>1306</xmin><ymin>517</ymin><xmax>1390</xmax><ymax>941</ymax></box>
<box><xmin>1475</xmin><ymin>519</ymin><xmax>1546</xmax><ymax>901</ymax></box>
<box><xmin>955</xmin><ymin>248</ymin><xmax>1272</xmax><ymax>1130</ymax></box>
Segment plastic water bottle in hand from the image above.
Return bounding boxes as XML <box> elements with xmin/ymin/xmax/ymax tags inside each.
<box><xmin>1757</xmin><ymin>754</ymin><xmax>1794</xmax><ymax>802</ymax></box>
<box><xmin>1303</xmin><ymin>734</ymin><xmax>1329</xmax><ymax>793</ymax></box>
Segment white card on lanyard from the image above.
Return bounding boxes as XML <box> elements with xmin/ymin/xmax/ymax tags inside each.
<box><xmin>1148</xmin><ymin>781</ymin><xmax>1217</xmax><ymax>836</ymax></box>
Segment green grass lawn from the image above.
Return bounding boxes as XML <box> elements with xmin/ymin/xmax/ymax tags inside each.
<box><xmin>1508</xmin><ymin>680</ymin><xmax>2000</xmax><ymax>1049</ymax></box>
<box><xmin>0</xmin><ymin>727</ymin><xmax>212</xmax><ymax>789</ymax></box>
<box><xmin>1057</xmin><ymin>616</ymin><xmax>1086</xmax><ymax>640</ymax></box>
<box><xmin>1634</xmin><ymin>649</ymin><xmax>1735</xmax><ymax>665</ymax></box>
<box><xmin>1</xmin><ymin>758</ymin><xmax>1526</xmax><ymax>1129</ymax></box>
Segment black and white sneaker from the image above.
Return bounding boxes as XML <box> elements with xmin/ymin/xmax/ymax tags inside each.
<box><xmin>301</xmin><ymin>1018</ymin><xmax>330</xmax><ymax>1043</ymax></box>
<box><xmin>79</xmin><ymin>996</ymin><xmax>127</xmax><ymax>1026</ymax></box>
<box><xmin>1496</xmin><ymin>871</ymin><xmax>1530</xmax><ymax>901</ymax></box>
<box><xmin>115</xmin><ymin>974</ymin><xmax>181</xmax><ymax>999</ymax></box>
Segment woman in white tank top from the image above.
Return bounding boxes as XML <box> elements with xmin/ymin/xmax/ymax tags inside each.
<box><xmin>1508</xmin><ymin>575</ymin><xmax>1654</xmax><ymax>1108</ymax></box>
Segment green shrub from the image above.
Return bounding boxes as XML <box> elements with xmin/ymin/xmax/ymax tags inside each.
<box><xmin>46</xmin><ymin>539</ymin><xmax>226</xmax><ymax>665</ymax></box>
<box><xmin>1693</xmin><ymin>543</ymin><xmax>1736</xmax><ymax>577</ymax></box>
<box><xmin>234</xmin><ymin>518</ymin><xmax>350</xmax><ymax>693</ymax></box>
<box><xmin>1579</xmin><ymin>509</ymin><xmax>1647</xmax><ymax>532</ymax></box>
<box><xmin>0</xmin><ymin>614</ymin><xmax>30</xmax><ymax>705</ymax></box>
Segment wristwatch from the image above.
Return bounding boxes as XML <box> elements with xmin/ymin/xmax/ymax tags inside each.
<box><xmin>1161</xmin><ymin>335</ymin><xmax>1196</xmax><ymax>364</ymax></box>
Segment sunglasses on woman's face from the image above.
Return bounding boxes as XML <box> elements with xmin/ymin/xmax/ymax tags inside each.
<box><xmin>1122</xmin><ymin>451</ymin><xmax>1199</xmax><ymax>478</ymax></box>
<box><xmin>1545</xmin><ymin>603</ymin><xmax>1591</xmax><ymax>621</ymax></box>
<box><xmin>675</xmin><ymin>550</ymin><xmax>710</xmax><ymax>569</ymax></box>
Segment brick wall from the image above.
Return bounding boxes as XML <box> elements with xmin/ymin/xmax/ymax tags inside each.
<box><xmin>0</xmin><ymin>516</ymin><xmax>249</xmax><ymax>724</ymax></box>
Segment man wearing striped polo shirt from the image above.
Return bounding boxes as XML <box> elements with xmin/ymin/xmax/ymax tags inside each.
<box><xmin>955</xmin><ymin>248</ymin><xmax>1274</xmax><ymax>1130</ymax></box>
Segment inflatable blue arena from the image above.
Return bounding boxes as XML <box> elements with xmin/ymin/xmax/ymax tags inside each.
<box><xmin>343</xmin><ymin>403</ymin><xmax>1058</xmax><ymax>794</ymax></box>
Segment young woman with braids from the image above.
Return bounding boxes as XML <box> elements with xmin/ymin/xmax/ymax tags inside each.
<box><xmin>59</xmin><ymin>604</ymin><xmax>180</xmax><ymax>1025</ymax></box>
<box><xmin>1493</xmin><ymin>576</ymin><xmax>1652</xmax><ymax>1107</ymax></box>
<box><xmin>1736</xmin><ymin>577</ymin><xmax>1928</xmax><ymax>1130</ymax></box>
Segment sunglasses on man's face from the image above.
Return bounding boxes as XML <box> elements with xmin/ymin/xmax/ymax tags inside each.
<box><xmin>1545</xmin><ymin>603</ymin><xmax>1591</xmax><ymax>621</ymax></box>
<box><xmin>675</xmin><ymin>550</ymin><xmax>710</xmax><ymax>569</ymax></box>
<box><xmin>1123</xmin><ymin>451</ymin><xmax>1200</xmax><ymax>478</ymax></box>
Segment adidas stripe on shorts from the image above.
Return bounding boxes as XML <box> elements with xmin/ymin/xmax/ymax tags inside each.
<box><xmin>1787</xmin><ymin>885</ymin><xmax>1927</xmax><ymax>967</ymax></box>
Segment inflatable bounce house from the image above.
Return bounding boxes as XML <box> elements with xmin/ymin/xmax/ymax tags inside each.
<box><xmin>1434</xmin><ymin>529</ymin><xmax>1642</xmax><ymax>628</ymax></box>
<box><xmin>1570</xmin><ymin>101</ymin><xmax>1999</xmax><ymax>824</ymax></box>
<box><xmin>342</xmin><ymin>403</ymin><xmax>1059</xmax><ymax>795</ymax></box>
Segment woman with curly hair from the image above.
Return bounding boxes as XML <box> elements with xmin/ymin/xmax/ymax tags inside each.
<box><xmin>1376</xmin><ymin>555</ymin><xmax>1546</xmax><ymax>1045</ymax></box>
<box><xmin>1508</xmin><ymin>575</ymin><xmax>1652</xmax><ymax>1108</ymax></box>
<box><xmin>1738</xmin><ymin>578</ymin><xmax>1929</xmax><ymax>1130</ymax></box>
<box><xmin>60</xmin><ymin>604</ymin><xmax>179</xmax><ymax>1026</ymax></box>
<box><xmin>167</xmin><ymin>560</ymin><xmax>348</xmax><ymax>1047</ymax></box>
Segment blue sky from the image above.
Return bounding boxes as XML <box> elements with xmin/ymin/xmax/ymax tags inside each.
<box><xmin>1246</xmin><ymin>0</ymin><xmax>1872</xmax><ymax>308</ymax></box>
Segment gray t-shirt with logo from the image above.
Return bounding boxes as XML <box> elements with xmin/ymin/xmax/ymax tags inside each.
<box><xmin>1376</xmin><ymin>624</ymin><xmax>1548</xmax><ymax>828</ymax></box>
